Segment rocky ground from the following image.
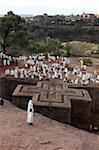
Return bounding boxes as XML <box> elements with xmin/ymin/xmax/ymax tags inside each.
<box><xmin>0</xmin><ymin>100</ymin><xmax>99</xmax><ymax>150</ymax></box>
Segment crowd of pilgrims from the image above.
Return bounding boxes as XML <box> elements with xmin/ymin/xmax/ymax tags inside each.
<box><xmin>0</xmin><ymin>52</ymin><xmax>99</xmax><ymax>86</ymax></box>
<box><xmin>0</xmin><ymin>52</ymin><xmax>20</xmax><ymax>66</ymax></box>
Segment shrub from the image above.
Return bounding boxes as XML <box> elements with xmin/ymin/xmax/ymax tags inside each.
<box><xmin>83</xmin><ymin>58</ymin><xmax>93</xmax><ymax>66</ymax></box>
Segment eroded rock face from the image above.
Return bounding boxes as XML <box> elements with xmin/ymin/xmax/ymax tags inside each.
<box><xmin>1</xmin><ymin>77</ymin><xmax>99</xmax><ymax>131</ymax></box>
<box><xmin>0</xmin><ymin>77</ymin><xmax>37</xmax><ymax>101</ymax></box>
<box><xmin>12</xmin><ymin>80</ymin><xmax>92</xmax><ymax>130</ymax></box>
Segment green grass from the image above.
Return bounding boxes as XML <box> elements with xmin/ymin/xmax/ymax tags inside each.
<box><xmin>63</xmin><ymin>41</ymin><xmax>98</xmax><ymax>56</ymax></box>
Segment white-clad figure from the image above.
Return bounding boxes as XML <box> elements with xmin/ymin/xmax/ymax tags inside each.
<box><xmin>24</xmin><ymin>69</ymin><xmax>27</xmax><ymax>78</ymax></box>
<box><xmin>58</xmin><ymin>70</ymin><xmax>62</xmax><ymax>80</ymax></box>
<box><xmin>10</xmin><ymin>69</ymin><xmax>15</xmax><ymax>76</ymax></box>
<box><xmin>72</xmin><ymin>68</ymin><xmax>76</xmax><ymax>75</ymax></box>
<box><xmin>48</xmin><ymin>71</ymin><xmax>51</xmax><ymax>79</ymax></box>
<box><xmin>30</xmin><ymin>66</ymin><xmax>33</xmax><ymax>71</ymax></box>
<box><xmin>52</xmin><ymin>72</ymin><xmax>55</xmax><ymax>79</ymax></box>
<box><xmin>25</xmin><ymin>63</ymin><xmax>28</xmax><ymax>68</ymax></box>
<box><xmin>36</xmin><ymin>60</ymin><xmax>38</xmax><ymax>65</ymax></box>
<box><xmin>78</xmin><ymin>71</ymin><xmax>82</xmax><ymax>77</ymax></box>
<box><xmin>54</xmin><ymin>70</ymin><xmax>58</xmax><ymax>78</ymax></box>
<box><xmin>14</xmin><ymin>68</ymin><xmax>18</xmax><ymax>78</ymax></box>
<box><xmin>5</xmin><ymin>69</ymin><xmax>10</xmax><ymax>76</ymax></box>
<box><xmin>27</xmin><ymin>100</ymin><xmax>34</xmax><ymax>125</ymax></box>
<box><xmin>82</xmin><ymin>73</ymin><xmax>86</xmax><ymax>81</ymax></box>
<box><xmin>83</xmin><ymin>65</ymin><xmax>86</xmax><ymax>70</ymax></box>
<box><xmin>63</xmin><ymin>77</ymin><xmax>66</xmax><ymax>82</ymax></box>
<box><xmin>33</xmin><ymin>65</ymin><xmax>36</xmax><ymax>72</ymax></box>
<box><xmin>43</xmin><ymin>68</ymin><xmax>47</xmax><ymax>77</ymax></box>
<box><xmin>93</xmin><ymin>70</ymin><xmax>97</xmax><ymax>78</ymax></box>
<box><xmin>84</xmin><ymin>80</ymin><xmax>89</xmax><ymax>85</ymax></box>
<box><xmin>31</xmin><ymin>72</ymin><xmax>34</xmax><ymax>79</ymax></box>
<box><xmin>9</xmin><ymin>56</ymin><xmax>12</xmax><ymax>62</ymax></box>
<box><xmin>65</xmin><ymin>72</ymin><xmax>69</xmax><ymax>80</ymax></box>
<box><xmin>80</xmin><ymin>59</ymin><xmax>83</xmax><ymax>69</ymax></box>
<box><xmin>95</xmin><ymin>80</ymin><xmax>99</xmax><ymax>83</ymax></box>
<box><xmin>64</xmin><ymin>67</ymin><xmax>68</xmax><ymax>73</ymax></box>
<box><xmin>75</xmin><ymin>78</ymin><xmax>79</xmax><ymax>84</ymax></box>
<box><xmin>59</xmin><ymin>73</ymin><xmax>63</xmax><ymax>80</ymax></box>
<box><xmin>3</xmin><ymin>59</ymin><xmax>6</xmax><ymax>66</ymax></box>
<box><xmin>7</xmin><ymin>59</ymin><xmax>10</xmax><ymax>66</ymax></box>
<box><xmin>97</xmin><ymin>75</ymin><xmax>99</xmax><ymax>80</ymax></box>
<box><xmin>20</xmin><ymin>68</ymin><xmax>24</xmax><ymax>79</ymax></box>
<box><xmin>39</xmin><ymin>73</ymin><xmax>43</xmax><ymax>81</ymax></box>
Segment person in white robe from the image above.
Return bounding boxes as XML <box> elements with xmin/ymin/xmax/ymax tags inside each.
<box><xmin>96</xmin><ymin>75</ymin><xmax>99</xmax><ymax>80</ymax></box>
<box><xmin>3</xmin><ymin>59</ymin><xmax>6</xmax><ymax>66</ymax></box>
<box><xmin>54</xmin><ymin>70</ymin><xmax>58</xmax><ymax>78</ymax></box>
<box><xmin>64</xmin><ymin>67</ymin><xmax>68</xmax><ymax>73</ymax></box>
<box><xmin>27</xmin><ymin>100</ymin><xmax>34</xmax><ymax>125</ymax></box>
<box><xmin>80</xmin><ymin>59</ymin><xmax>83</xmax><ymax>69</ymax></box>
<box><xmin>52</xmin><ymin>72</ymin><xmax>55</xmax><ymax>79</ymax></box>
<box><xmin>33</xmin><ymin>65</ymin><xmax>36</xmax><ymax>72</ymax></box>
<box><xmin>25</xmin><ymin>63</ymin><xmax>28</xmax><ymax>68</ymax></box>
<box><xmin>65</xmin><ymin>72</ymin><xmax>69</xmax><ymax>80</ymax></box>
<box><xmin>63</xmin><ymin>77</ymin><xmax>66</xmax><ymax>82</ymax></box>
<box><xmin>75</xmin><ymin>78</ymin><xmax>79</xmax><ymax>84</ymax></box>
<box><xmin>59</xmin><ymin>73</ymin><xmax>63</xmax><ymax>80</ymax></box>
<box><xmin>14</xmin><ymin>68</ymin><xmax>18</xmax><ymax>78</ymax></box>
<box><xmin>7</xmin><ymin>59</ymin><xmax>10</xmax><ymax>66</ymax></box>
<box><xmin>83</xmin><ymin>65</ymin><xmax>86</xmax><ymax>70</ymax></box>
<box><xmin>78</xmin><ymin>71</ymin><xmax>82</xmax><ymax>77</ymax></box>
<box><xmin>39</xmin><ymin>73</ymin><xmax>43</xmax><ymax>81</ymax></box>
<box><xmin>24</xmin><ymin>69</ymin><xmax>27</xmax><ymax>78</ymax></box>
<box><xmin>83</xmin><ymin>80</ymin><xmax>89</xmax><ymax>85</ymax></box>
<box><xmin>30</xmin><ymin>66</ymin><xmax>33</xmax><ymax>71</ymax></box>
<box><xmin>20</xmin><ymin>68</ymin><xmax>24</xmax><ymax>79</ymax></box>
<box><xmin>5</xmin><ymin>69</ymin><xmax>10</xmax><ymax>76</ymax></box>
<box><xmin>10</xmin><ymin>69</ymin><xmax>14</xmax><ymax>76</ymax></box>
<box><xmin>48</xmin><ymin>70</ymin><xmax>51</xmax><ymax>79</ymax></box>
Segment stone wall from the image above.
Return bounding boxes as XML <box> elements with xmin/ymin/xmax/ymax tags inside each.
<box><xmin>1</xmin><ymin>77</ymin><xmax>99</xmax><ymax>130</ymax></box>
<box><xmin>12</xmin><ymin>96</ymin><xmax>32</xmax><ymax>110</ymax></box>
<box><xmin>0</xmin><ymin>77</ymin><xmax>37</xmax><ymax>101</ymax></box>
<box><xmin>0</xmin><ymin>79</ymin><xmax>3</xmax><ymax>97</ymax></box>
<box><xmin>35</xmin><ymin>106</ymin><xmax>71</xmax><ymax>124</ymax></box>
<box><xmin>71</xmin><ymin>99</ymin><xmax>91</xmax><ymax>130</ymax></box>
<box><xmin>11</xmin><ymin>81</ymin><xmax>92</xmax><ymax>130</ymax></box>
<box><xmin>69</xmin><ymin>85</ymin><xmax>99</xmax><ymax>128</ymax></box>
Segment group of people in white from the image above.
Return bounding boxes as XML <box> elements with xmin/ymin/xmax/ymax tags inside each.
<box><xmin>0</xmin><ymin>52</ymin><xmax>27</xmax><ymax>66</ymax></box>
<box><xmin>3</xmin><ymin>53</ymin><xmax>99</xmax><ymax>86</ymax></box>
<box><xmin>0</xmin><ymin>52</ymin><xmax>14</xmax><ymax>66</ymax></box>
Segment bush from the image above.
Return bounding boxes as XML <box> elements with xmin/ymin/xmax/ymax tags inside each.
<box><xmin>51</xmin><ymin>49</ymin><xmax>66</xmax><ymax>57</ymax></box>
<box><xmin>83</xmin><ymin>58</ymin><xmax>93</xmax><ymax>66</ymax></box>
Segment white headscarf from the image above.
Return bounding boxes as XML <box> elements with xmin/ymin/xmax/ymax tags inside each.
<box><xmin>27</xmin><ymin>100</ymin><xmax>34</xmax><ymax>113</ymax></box>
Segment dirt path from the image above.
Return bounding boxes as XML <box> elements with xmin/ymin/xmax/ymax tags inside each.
<box><xmin>0</xmin><ymin>100</ymin><xmax>99</xmax><ymax>150</ymax></box>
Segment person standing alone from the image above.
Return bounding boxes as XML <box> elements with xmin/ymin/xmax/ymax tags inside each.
<box><xmin>27</xmin><ymin>100</ymin><xmax>34</xmax><ymax>125</ymax></box>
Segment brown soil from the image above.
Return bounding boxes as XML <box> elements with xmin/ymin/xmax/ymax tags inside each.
<box><xmin>0</xmin><ymin>100</ymin><xmax>99</xmax><ymax>150</ymax></box>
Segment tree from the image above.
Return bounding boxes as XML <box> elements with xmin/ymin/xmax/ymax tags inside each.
<box><xmin>28</xmin><ymin>40</ymin><xmax>41</xmax><ymax>54</ymax></box>
<box><xmin>0</xmin><ymin>11</ymin><xmax>28</xmax><ymax>53</ymax></box>
<box><xmin>44</xmin><ymin>37</ymin><xmax>62</xmax><ymax>53</ymax></box>
<box><xmin>64</xmin><ymin>42</ymin><xmax>72</xmax><ymax>57</ymax></box>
